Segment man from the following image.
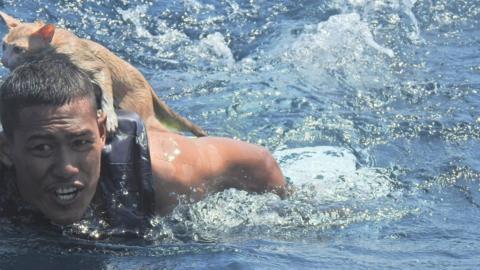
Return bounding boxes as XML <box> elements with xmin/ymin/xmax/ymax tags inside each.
<box><xmin>0</xmin><ymin>53</ymin><xmax>285</xmax><ymax>230</ymax></box>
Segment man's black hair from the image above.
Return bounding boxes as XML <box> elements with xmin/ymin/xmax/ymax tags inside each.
<box><xmin>0</xmin><ymin>52</ymin><xmax>102</xmax><ymax>138</ymax></box>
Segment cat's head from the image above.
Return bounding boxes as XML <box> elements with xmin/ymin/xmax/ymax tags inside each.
<box><xmin>0</xmin><ymin>11</ymin><xmax>55</xmax><ymax>70</ymax></box>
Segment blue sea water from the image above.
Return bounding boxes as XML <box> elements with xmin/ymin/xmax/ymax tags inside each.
<box><xmin>0</xmin><ymin>0</ymin><xmax>479</xmax><ymax>269</ymax></box>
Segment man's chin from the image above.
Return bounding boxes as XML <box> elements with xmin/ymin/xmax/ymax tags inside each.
<box><xmin>41</xmin><ymin>204</ymin><xmax>88</xmax><ymax>225</ymax></box>
<box><xmin>47</xmin><ymin>211</ymin><xmax>85</xmax><ymax>225</ymax></box>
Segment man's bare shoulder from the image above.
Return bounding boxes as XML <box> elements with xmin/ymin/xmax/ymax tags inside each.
<box><xmin>146</xmin><ymin>130</ymin><xmax>246</xmax><ymax>177</ymax></box>
<box><xmin>145</xmin><ymin>126</ymin><xmax>286</xmax><ymax>215</ymax></box>
<box><xmin>147</xmin><ymin>128</ymin><xmax>269</xmax><ymax>175</ymax></box>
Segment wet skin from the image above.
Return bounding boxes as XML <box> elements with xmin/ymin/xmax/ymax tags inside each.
<box><xmin>0</xmin><ymin>98</ymin><xmax>107</xmax><ymax>225</ymax></box>
<box><xmin>147</xmin><ymin>121</ymin><xmax>287</xmax><ymax>215</ymax></box>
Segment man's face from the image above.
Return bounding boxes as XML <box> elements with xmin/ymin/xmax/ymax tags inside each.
<box><xmin>3</xmin><ymin>98</ymin><xmax>106</xmax><ymax>225</ymax></box>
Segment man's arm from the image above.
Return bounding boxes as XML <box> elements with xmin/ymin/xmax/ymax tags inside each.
<box><xmin>194</xmin><ymin>136</ymin><xmax>286</xmax><ymax>197</ymax></box>
<box><xmin>146</xmin><ymin>129</ymin><xmax>286</xmax><ymax>215</ymax></box>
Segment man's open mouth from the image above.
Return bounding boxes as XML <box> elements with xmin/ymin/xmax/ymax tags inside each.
<box><xmin>55</xmin><ymin>187</ymin><xmax>79</xmax><ymax>201</ymax></box>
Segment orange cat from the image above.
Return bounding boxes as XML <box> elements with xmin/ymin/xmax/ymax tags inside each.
<box><xmin>0</xmin><ymin>11</ymin><xmax>207</xmax><ymax>136</ymax></box>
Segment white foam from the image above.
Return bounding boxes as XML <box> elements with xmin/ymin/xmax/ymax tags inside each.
<box><xmin>258</xmin><ymin>12</ymin><xmax>397</xmax><ymax>91</ymax></box>
<box><xmin>182</xmin><ymin>32</ymin><xmax>235</xmax><ymax>70</ymax></box>
<box><xmin>199</xmin><ymin>32</ymin><xmax>235</xmax><ymax>65</ymax></box>
<box><xmin>275</xmin><ymin>146</ymin><xmax>393</xmax><ymax>202</ymax></box>
<box><xmin>116</xmin><ymin>5</ymin><xmax>189</xmax><ymax>58</ymax></box>
<box><xmin>116</xmin><ymin>5</ymin><xmax>150</xmax><ymax>38</ymax></box>
<box><xmin>291</xmin><ymin>13</ymin><xmax>394</xmax><ymax>59</ymax></box>
<box><xmin>275</xmin><ymin>146</ymin><xmax>357</xmax><ymax>185</ymax></box>
<box><xmin>346</xmin><ymin>0</ymin><xmax>422</xmax><ymax>43</ymax></box>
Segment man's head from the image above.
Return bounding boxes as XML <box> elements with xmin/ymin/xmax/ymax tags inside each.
<box><xmin>0</xmin><ymin>53</ymin><xmax>107</xmax><ymax>224</ymax></box>
<box><xmin>0</xmin><ymin>53</ymin><xmax>102</xmax><ymax>137</ymax></box>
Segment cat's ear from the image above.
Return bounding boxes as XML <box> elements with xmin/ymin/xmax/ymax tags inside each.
<box><xmin>29</xmin><ymin>24</ymin><xmax>55</xmax><ymax>49</ymax></box>
<box><xmin>31</xmin><ymin>24</ymin><xmax>55</xmax><ymax>44</ymax></box>
<box><xmin>0</xmin><ymin>11</ymin><xmax>21</xmax><ymax>29</ymax></box>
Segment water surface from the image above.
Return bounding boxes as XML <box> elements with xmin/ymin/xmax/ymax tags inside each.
<box><xmin>0</xmin><ymin>0</ymin><xmax>479</xmax><ymax>269</ymax></box>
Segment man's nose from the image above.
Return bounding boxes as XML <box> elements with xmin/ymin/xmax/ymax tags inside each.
<box><xmin>52</xmin><ymin>149</ymin><xmax>80</xmax><ymax>180</ymax></box>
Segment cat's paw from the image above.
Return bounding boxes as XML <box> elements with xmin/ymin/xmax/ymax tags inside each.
<box><xmin>105</xmin><ymin>109</ymin><xmax>118</xmax><ymax>134</ymax></box>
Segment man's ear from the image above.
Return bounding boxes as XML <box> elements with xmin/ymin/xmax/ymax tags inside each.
<box><xmin>0</xmin><ymin>133</ymin><xmax>13</xmax><ymax>167</ymax></box>
<box><xmin>97</xmin><ymin>110</ymin><xmax>107</xmax><ymax>144</ymax></box>
<box><xmin>29</xmin><ymin>24</ymin><xmax>55</xmax><ymax>47</ymax></box>
<box><xmin>0</xmin><ymin>11</ymin><xmax>21</xmax><ymax>29</ymax></box>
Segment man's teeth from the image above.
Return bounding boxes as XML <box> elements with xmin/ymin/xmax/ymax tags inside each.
<box><xmin>57</xmin><ymin>193</ymin><xmax>75</xmax><ymax>201</ymax></box>
<box><xmin>55</xmin><ymin>187</ymin><xmax>78</xmax><ymax>201</ymax></box>
<box><xmin>56</xmin><ymin>187</ymin><xmax>77</xmax><ymax>195</ymax></box>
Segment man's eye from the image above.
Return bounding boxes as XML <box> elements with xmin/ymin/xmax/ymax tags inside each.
<box><xmin>29</xmin><ymin>144</ymin><xmax>53</xmax><ymax>157</ymax></box>
<box><xmin>72</xmin><ymin>139</ymin><xmax>94</xmax><ymax>150</ymax></box>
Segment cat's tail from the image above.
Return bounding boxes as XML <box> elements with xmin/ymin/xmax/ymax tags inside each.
<box><xmin>151</xmin><ymin>91</ymin><xmax>208</xmax><ymax>137</ymax></box>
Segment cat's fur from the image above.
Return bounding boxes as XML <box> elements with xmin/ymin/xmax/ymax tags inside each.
<box><xmin>0</xmin><ymin>11</ymin><xmax>207</xmax><ymax>136</ymax></box>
